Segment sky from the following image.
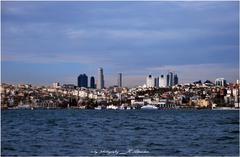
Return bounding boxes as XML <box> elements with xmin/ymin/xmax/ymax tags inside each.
<box><xmin>1</xmin><ymin>1</ymin><xmax>239</xmax><ymax>87</ymax></box>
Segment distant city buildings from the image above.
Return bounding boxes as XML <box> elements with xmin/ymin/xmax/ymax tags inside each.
<box><xmin>167</xmin><ymin>72</ymin><xmax>174</xmax><ymax>87</ymax></box>
<box><xmin>2</xmin><ymin>76</ymin><xmax>239</xmax><ymax>110</ymax></box>
<box><xmin>159</xmin><ymin>75</ymin><xmax>167</xmax><ymax>87</ymax></box>
<box><xmin>154</xmin><ymin>77</ymin><xmax>159</xmax><ymax>87</ymax></box>
<box><xmin>174</xmin><ymin>74</ymin><xmax>178</xmax><ymax>85</ymax></box>
<box><xmin>215</xmin><ymin>78</ymin><xmax>226</xmax><ymax>87</ymax></box>
<box><xmin>2</xmin><ymin>66</ymin><xmax>239</xmax><ymax>110</ymax></box>
<box><xmin>57</xmin><ymin>68</ymin><xmax>231</xmax><ymax>91</ymax></box>
<box><xmin>74</xmin><ymin>68</ymin><xmax>180</xmax><ymax>89</ymax></box>
<box><xmin>97</xmin><ymin>67</ymin><xmax>104</xmax><ymax>89</ymax></box>
<box><xmin>90</xmin><ymin>76</ymin><xmax>95</xmax><ymax>89</ymax></box>
<box><xmin>52</xmin><ymin>82</ymin><xmax>60</xmax><ymax>88</ymax></box>
<box><xmin>146</xmin><ymin>75</ymin><xmax>155</xmax><ymax>87</ymax></box>
<box><xmin>167</xmin><ymin>72</ymin><xmax>178</xmax><ymax>87</ymax></box>
<box><xmin>78</xmin><ymin>74</ymin><xmax>88</xmax><ymax>88</ymax></box>
<box><xmin>146</xmin><ymin>72</ymin><xmax>178</xmax><ymax>88</ymax></box>
<box><xmin>118</xmin><ymin>73</ymin><xmax>122</xmax><ymax>87</ymax></box>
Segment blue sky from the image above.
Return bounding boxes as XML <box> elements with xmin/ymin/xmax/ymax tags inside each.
<box><xmin>1</xmin><ymin>1</ymin><xmax>239</xmax><ymax>87</ymax></box>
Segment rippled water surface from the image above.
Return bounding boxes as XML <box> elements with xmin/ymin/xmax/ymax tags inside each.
<box><xmin>1</xmin><ymin>109</ymin><xmax>239</xmax><ymax>156</ymax></box>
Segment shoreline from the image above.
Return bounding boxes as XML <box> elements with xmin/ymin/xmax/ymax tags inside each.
<box><xmin>2</xmin><ymin>107</ymin><xmax>239</xmax><ymax>111</ymax></box>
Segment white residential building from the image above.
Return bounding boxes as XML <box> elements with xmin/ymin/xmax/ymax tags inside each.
<box><xmin>159</xmin><ymin>75</ymin><xmax>167</xmax><ymax>87</ymax></box>
<box><xmin>146</xmin><ymin>75</ymin><xmax>155</xmax><ymax>87</ymax></box>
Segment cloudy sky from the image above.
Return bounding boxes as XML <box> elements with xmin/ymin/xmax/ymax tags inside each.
<box><xmin>1</xmin><ymin>1</ymin><xmax>239</xmax><ymax>87</ymax></box>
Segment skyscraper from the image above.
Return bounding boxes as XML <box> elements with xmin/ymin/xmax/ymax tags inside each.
<box><xmin>166</xmin><ymin>74</ymin><xmax>170</xmax><ymax>87</ymax></box>
<box><xmin>159</xmin><ymin>75</ymin><xmax>167</xmax><ymax>87</ymax></box>
<box><xmin>90</xmin><ymin>76</ymin><xmax>95</xmax><ymax>88</ymax></box>
<box><xmin>174</xmin><ymin>74</ymin><xmax>178</xmax><ymax>85</ymax></box>
<box><xmin>97</xmin><ymin>67</ymin><xmax>104</xmax><ymax>89</ymax></box>
<box><xmin>78</xmin><ymin>74</ymin><xmax>88</xmax><ymax>88</ymax></box>
<box><xmin>167</xmin><ymin>72</ymin><xmax>174</xmax><ymax>87</ymax></box>
<box><xmin>117</xmin><ymin>73</ymin><xmax>122</xmax><ymax>87</ymax></box>
<box><xmin>154</xmin><ymin>77</ymin><xmax>159</xmax><ymax>88</ymax></box>
<box><xmin>146</xmin><ymin>75</ymin><xmax>154</xmax><ymax>87</ymax></box>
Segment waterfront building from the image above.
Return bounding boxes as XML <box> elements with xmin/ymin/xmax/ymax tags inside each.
<box><xmin>215</xmin><ymin>78</ymin><xmax>226</xmax><ymax>87</ymax></box>
<box><xmin>78</xmin><ymin>74</ymin><xmax>88</xmax><ymax>88</ymax></box>
<box><xmin>90</xmin><ymin>76</ymin><xmax>95</xmax><ymax>89</ymax></box>
<box><xmin>97</xmin><ymin>67</ymin><xmax>104</xmax><ymax>89</ymax></box>
<box><xmin>154</xmin><ymin>77</ymin><xmax>159</xmax><ymax>88</ymax></box>
<box><xmin>159</xmin><ymin>75</ymin><xmax>167</xmax><ymax>87</ymax></box>
<box><xmin>146</xmin><ymin>75</ymin><xmax>155</xmax><ymax>88</ymax></box>
<box><xmin>118</xmin><ymin>73</ymin><xmax>122</xmax><ymax>87</ymax></box>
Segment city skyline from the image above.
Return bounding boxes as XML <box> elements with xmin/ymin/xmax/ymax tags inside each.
<box><xmin>2</xmin><ymin>1</ymin><xmax>239</xmax><ymax>87</ymax></box>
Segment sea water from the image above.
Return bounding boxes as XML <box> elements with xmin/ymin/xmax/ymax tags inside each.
<box><xmin>1</xmin><ymin>109</ymin><xmax>239</xmax><ymax>156</ymax></box>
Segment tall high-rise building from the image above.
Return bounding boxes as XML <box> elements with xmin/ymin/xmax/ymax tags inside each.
<box><xmin>154</xmin><ymin>77</ymin><xmax>159</xmax><ymax>88</ymax></box>
<box><xmin>167</xmin><ymin>72</ymin><xmax>174</xmax><ymax>87</ymax></box>
<box><xmin>78</xmin><ymin>74</ymin><xmax>88</xmax><ymax>88</ymax></box>
<box><xmin>166</xmin><ymin>74</ymin><xmax>170</xmax><ymax>87</ymax></box>
<box><xmin>159</xmin><ymin>75</ymin><xmax>167</xmax><ymax>87</ymax></box>
<box><xmin>97</xmin><ymin>67</ymin><xmax>104</xmax><ymax>89</ymax></box>
<box><xmin>90</xmin><ymin>76</ymin><xmax>95</xmax><ymax>88</ymax></box>
<box><xmin>174</xmin><ymin>74</ymin><xmax>178</xmax><ymax>85</ymax></box>
<box><xmin>146</xmin><ymin>75</ymin><xmax>155</xmax><ymax>87</ymax></box>
<box><xmin>117</xmin><ymin>73</ymin><xmax>122</xmax><ymax>87</ymax></box>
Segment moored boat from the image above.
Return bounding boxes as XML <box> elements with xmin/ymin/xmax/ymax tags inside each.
<box><xmin>94</xmin><ymin>106</ymin><xmax>102</xmax><ymax>110</ymax></box>
<box><xmin>106</xmin><ymin>105</ymin><xmax>118</xmax><ymax>110</ymax></box>
<box><xmin>141</xmin><ymin>104</ymin><xmax>158</xmax><ymax>110</ymax></box>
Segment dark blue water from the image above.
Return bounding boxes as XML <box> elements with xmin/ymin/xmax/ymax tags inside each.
<box><xmin>1</xmin><ymin>109</ymin><xmax>239</xmax><ymax>156</ymax></box>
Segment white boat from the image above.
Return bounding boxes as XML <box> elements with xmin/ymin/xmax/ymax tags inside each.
<box><xmin>107</xmin><ymin>105</ymin><xmax>118</xmax><ymax>110</ymax></box>
<box><xmin>16</xmin><ymin>104</ymin><xmax>31</xmax><ymax>109</ymax></box>
<box><xmin>119</xmin><ymin>104</ymin><xmax>125</xmax><ymax>110</ymax></box>
<box><xmin>78</xmin><ymin>106</ymin><xmax>86</xmax><ymax>109</ymax></box>
<box><xmin>94</xmin><ymin>106</ymin><xmax>102</xmax><ymax>110</ymax></box>
<box><xmin>141</xmin><ymin>104</ymin><xmax>158</xmax><ymax>110</ymax></box>
<box><xmin>126</xmin><ymin>106</ymin><xmax>132</xmax><ymax>110</ymax></box>
<box><xmin>119</xmin><ymin>104</ymin><xmax>132</xmax><ymax>110</ymax></box>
